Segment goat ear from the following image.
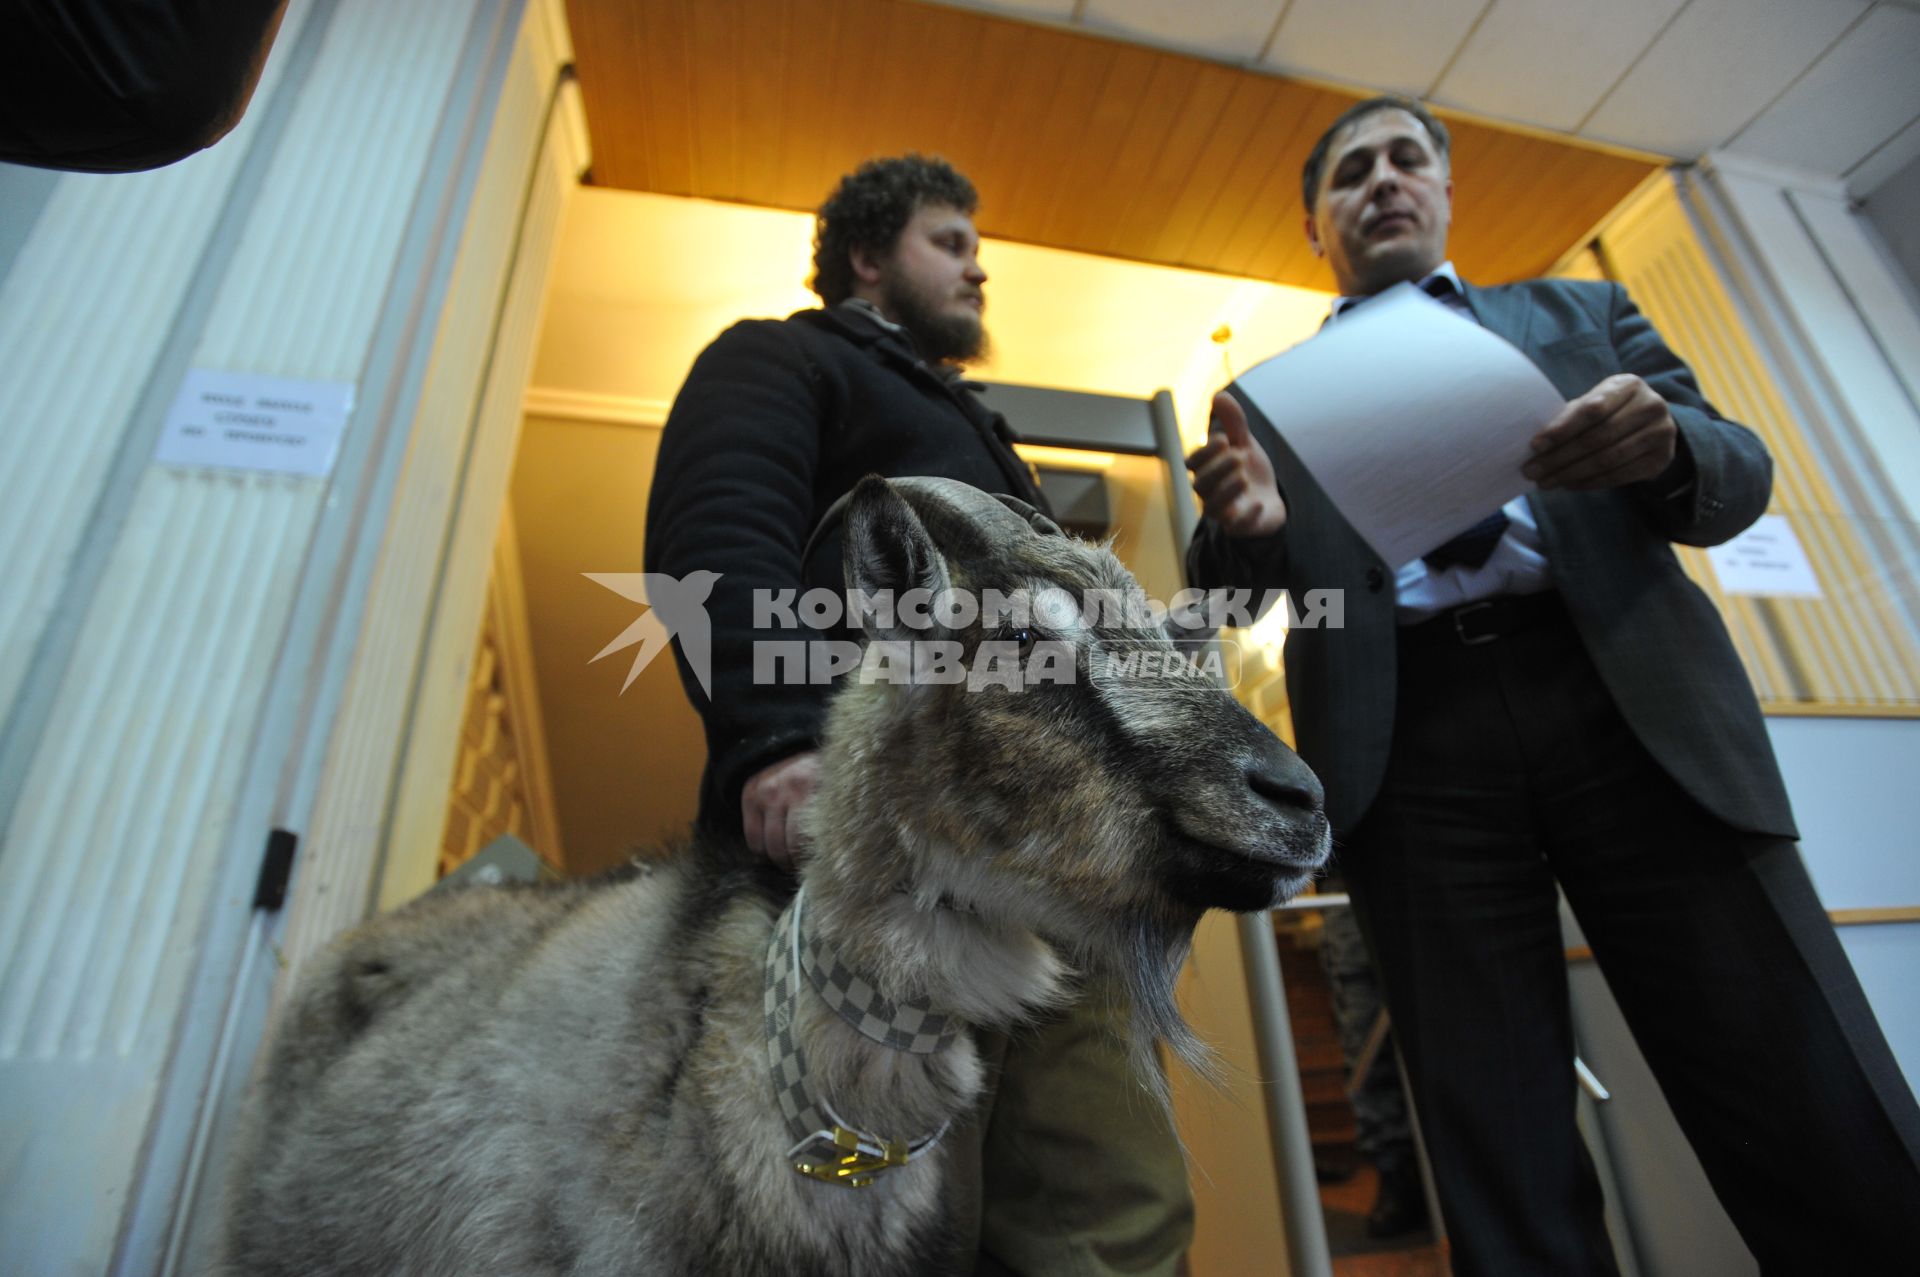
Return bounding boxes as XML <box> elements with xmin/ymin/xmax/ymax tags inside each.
<box><xmin>845</xmin><ymin>476</ymin><xmax>952</xmax><ymax>643</ymax></box>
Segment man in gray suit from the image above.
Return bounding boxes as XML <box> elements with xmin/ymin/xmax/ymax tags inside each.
<box><xmin>1188</xmin><ymin>95</ymin><xmax>1920</xmax><ymax>1273</ymax></box>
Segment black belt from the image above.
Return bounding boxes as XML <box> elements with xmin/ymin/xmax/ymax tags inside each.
<box><xmin>1400</xmin><ymin>590</ymin><xmax>1569</xmax><ymax>648</ymax></box>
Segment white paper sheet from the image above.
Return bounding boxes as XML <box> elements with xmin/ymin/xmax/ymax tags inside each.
<box><xmin>1233</xmin><ymin>283</ymin><xmax>1566</xmax><ymax>567</ymax></box>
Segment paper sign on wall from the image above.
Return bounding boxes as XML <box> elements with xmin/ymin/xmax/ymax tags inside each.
<box><xmin>154</xmin><ymin>368</ymin><xmax>355</xmax><ymax>478</ymax></box>
<box><xmin>1706</xmin><ymin>515</ymin><xmax>1822</xmax><ymax>598</ymax></box>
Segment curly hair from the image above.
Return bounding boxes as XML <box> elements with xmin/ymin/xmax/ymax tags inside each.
<box><xmin>810</xmin><ymin>154</ymin><xmax>979</xmax><ymax>306</ymax></box>
<box><xmin>1300</xmin><ymin>96</ymin><xmax>1450</xmax><ymax>212</ymax></box>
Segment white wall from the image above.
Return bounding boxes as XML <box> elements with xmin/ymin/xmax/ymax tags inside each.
<box><xmin>1863</xmin><ymin>150</ymin><xmax>1920</xmax><ymax>298</ymax></box>
<box><xmin>529</xmin><ymin>186</ymin><xmax>1334</xmax><ymax>450</ymax></box>
<box><xmin>1691</xmin><ymin>140</ymin><xmax>1920</xmax><ymax>1133</ymax></box>
<box><xmin>1769</xmin><ymin>715</ymin><xmax>1920</xmax><ymax>1077</ymax></box>
<box><xmin>0</xmin><ymin>2</ymin><xmax>580</xmax><ymax>1272</ymax></box>
<box><xmin>1553</xmin><ymin>155</ymin><xmax>1920</xmax><ymax>1276</ymax></box>
<box><xmin>1695</xmin><ymin>154</ymin><xmax>1920</xmax><ymax>525</ymax></box>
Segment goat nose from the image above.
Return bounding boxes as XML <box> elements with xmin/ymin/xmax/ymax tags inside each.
<box><xmin>1246</xmin><ymin>756</ymin><xmax>1323</xmax><ymax>813</ymax></box>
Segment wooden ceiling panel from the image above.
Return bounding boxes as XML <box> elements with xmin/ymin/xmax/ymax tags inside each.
<box><xmin>770</xmin><ymin>0</ymin><xmax>841</xmax><ymax>208</ymax></box>
<box><xmin>634</xmin><ymin>0</ymin><xmax>694</xmax><ymax>192</ymax></box>
<box><xmin>1097</xmin><ymin>54</ymin><xmax>1205</xmax><ymax>257</ymax></box>
<box><xmin>566</xmin><ymin>0</ymin><xmax>1661</xmax><ymax>289</ymax></box>
<box><xmin>1040</xmin><ymin>42</ymin><xmax>1160</xmax><ymax>248</ymax></box>
<box><xmin>729</xmin><ymin>5</ymin><xmax>787</xmax><ymax>201</ymax></box>
<box><xmin>687</xmin><ymin>3</ymin><xmax>741</xmax><ymax>195</ymax></box>
<box><xmin>1210</xmin><ymin>82</ymin><xmax>1326</xmax><ymax>278</ymax></box>
<box><xmin>1108</xmin><ymin>62</ymin><xmax>1238</xmax><ymax>257</ymax></box>
<box><xmin>967</xmin><ymin>23</ymin><xmax>1075</xmax><ymax>231</ymax></box>
<box><xmin>880</xmin><ymin>5</ymin><xmax>989</xmax><ymax>179</ymax></box>
<box><xmin>1146</xmin><ymin>70</ymin><xmax>1271</xmax><ymax>265</ymax></box>
<box><xmin>1474</xmin><ymin>134</ymin><xmax>1586</xmax><ymax>259</ymax></box>
<box><xmin>998</xmin><ymin>34</ymin><xmax>1116</xmax><ymax>235</ymax></box>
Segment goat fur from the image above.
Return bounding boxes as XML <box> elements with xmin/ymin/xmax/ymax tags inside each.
<box><xmin>223</xmin><ymin>476</ymin><xmax>1328</xmax><ymax>1276</ymax></box>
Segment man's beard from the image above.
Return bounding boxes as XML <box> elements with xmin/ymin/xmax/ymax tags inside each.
<box><xmin>881</xmin><ymin>277</ymin><xmax>989</xmax><ymax>366</ymax></box>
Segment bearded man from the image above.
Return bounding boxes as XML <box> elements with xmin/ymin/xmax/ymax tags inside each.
<box><xmin>645</xmin><ymin>154</ymin><xmax>1194</xmax><ymax>1277</ymax></box>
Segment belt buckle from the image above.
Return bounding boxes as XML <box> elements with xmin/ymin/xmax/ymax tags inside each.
<box><xmin>1452</xmin><ymin>600</ymin><xmax>1499</xmax><ymax>646</ymax></box>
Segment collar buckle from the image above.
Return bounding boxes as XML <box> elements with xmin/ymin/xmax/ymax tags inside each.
<box><xmin>767</xmin><ymin>890</ymin><xmax>956</xmax><ymax>1189</ymax></box>
<box><xmin>790</xmin><ymin>1124</ymin><xmax>912</xmax><ymax>1189</ymax></box>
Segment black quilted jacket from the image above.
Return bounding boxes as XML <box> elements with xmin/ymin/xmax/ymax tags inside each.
<box><xmin>645</xmin><ymin>305</ymin><xmax>1048</xmax><ymax>834</ymax></box>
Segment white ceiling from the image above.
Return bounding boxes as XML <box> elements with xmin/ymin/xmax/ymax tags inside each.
<box><xmin>923</xmin><ymin>0</ymin><xmax>1920</xmax><ymax>194</ymax></box>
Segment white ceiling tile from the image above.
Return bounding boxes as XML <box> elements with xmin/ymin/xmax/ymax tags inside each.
<box><xmin>1080</xmin><ymin>0</ymin><xmax>1288</xmax><ymax>63</ymax></box>
<box><xmin>1580</xmin><ymin>0</ymin><xmax>1869</xmax><ymax>159</ymax></box>
<box><xmin>915</xmin><ymin>0</ymin><xmax>1080</xmax><ymax>23</ymax></box>
<box><xmin>1262</xmin><ymin>0</ymin><xmax>1488</xmax><ymax>95</ymax></box>
<box><xmin>1729</xmin><ymin>4</ymin><xmax>1920</xmax><ymax>176</ymax></box>
<box><xmin>1432</xmin><ymin>0</ymin><xmax>1688</xmax><ymax>132</ymax></box>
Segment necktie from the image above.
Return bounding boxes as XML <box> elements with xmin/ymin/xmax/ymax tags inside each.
<box><xmin>1422</xmin><ymin>510</ymin><xmax>1510</xmax><ymax>571</ymax></box>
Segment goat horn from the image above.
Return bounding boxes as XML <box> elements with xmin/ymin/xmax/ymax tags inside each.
<box><xmin>987</xmin><ymin>493</ymin><xmax>1064</xmax><ymax>538</ymax></box>
<box><xmin>799</xmin><ymin>477</ymin><xmax>1060</xmax><ymax>574</ymax></box>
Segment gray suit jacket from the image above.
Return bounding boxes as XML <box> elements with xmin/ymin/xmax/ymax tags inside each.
<box><xmin>1190</xmin><ymin>277</ymin><xmax>1797</xmax><ymax>840</ymax></box>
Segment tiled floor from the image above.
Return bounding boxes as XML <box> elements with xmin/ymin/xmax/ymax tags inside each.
<box><xmin>1320</xmin><ymin>1162</ymin><xmax>1449</xmax><ymax>1277</ymax></box>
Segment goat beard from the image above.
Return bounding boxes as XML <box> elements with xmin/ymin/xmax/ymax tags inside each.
<box><xmin>1070</xmin><ymin>906</ymin><xmax>1216</xmax><ymax>1111</ymax></box>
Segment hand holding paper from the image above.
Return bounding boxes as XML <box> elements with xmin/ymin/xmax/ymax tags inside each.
<box><xmin>1524</xmin><ymin>373</ymin><xmax>1680</xmax><ymax>490</ymax></box>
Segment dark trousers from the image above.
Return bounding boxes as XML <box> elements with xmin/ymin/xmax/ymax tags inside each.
<box><xmin>1339</xmin><ymin>599</ymin><xmax>1920</xmax><ymax>1276</ymax></box>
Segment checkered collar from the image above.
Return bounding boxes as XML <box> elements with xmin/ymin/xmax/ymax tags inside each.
<box><xmin>798</xmin><ymin>893</ymin><xmax>963</xmax><ymax>1053</ymax></box>
<box><xmin>763</xmin><ymin>887</ymin><xmax>958</xmax><ymax>1188</ymax></box>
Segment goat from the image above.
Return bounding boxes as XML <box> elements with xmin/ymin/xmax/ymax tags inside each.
<box><xmin>223</xmin><ymin>475</ymin><xmax>1329</xmax><ymax>1276</ymax></box>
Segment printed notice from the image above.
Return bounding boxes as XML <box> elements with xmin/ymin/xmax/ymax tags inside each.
<box><xmin>154</xmin><ymin>368</ymin><xmax>355</xmax><ymax>478</ymax></box>
<box><xmin>1707</xmin><ymin>515</ymin><xmax>1822</xmax><ymax>598</ymax></box>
